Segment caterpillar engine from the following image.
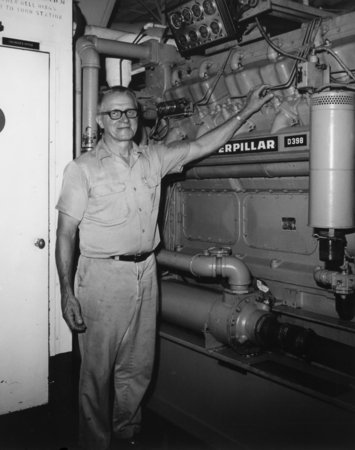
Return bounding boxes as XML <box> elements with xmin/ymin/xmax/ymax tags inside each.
<box><xmin>76</xmin><ymin>1</ymin><xmax>355</xmax><ymax>447</ymax></box>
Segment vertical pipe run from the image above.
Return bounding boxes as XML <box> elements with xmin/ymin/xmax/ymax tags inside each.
<box><xmin>309</xmin><ymin>91</ymin><xmax>355</xmax><ymax>228</ymax></box>
<box><xmin>76</xmin><ymin>37</ymin><xmax>100</xmax><ymax>151</ymax></box>
<box><xmin>75</xmin><ymin>51</ymin><xmax>82</xmax><ymax>158</ymax></box>
<box><xmin>82</xmin><ymin>69</ymin><xmax>99</xmax><ymax>151</ymax></box>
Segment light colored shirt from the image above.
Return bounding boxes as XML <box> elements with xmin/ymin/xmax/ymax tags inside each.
<box><xmin>56</xmin><ymin>139</ymin><xmax>189</xmax><ymax>258</ymax></box>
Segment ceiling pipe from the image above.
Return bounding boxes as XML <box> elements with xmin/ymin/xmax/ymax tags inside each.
<box><xmin>156</xmin><ymin>249</ymin><xmax>251</xmax><ymax>293</ymax></box>
<box><xmin>76</xmin><ymin>35</ymin><xmax>155</xmax><ymax>152</ymax></box>
<box><xmin>85</xmin><ymin>35</ymin><xmax>151</xmax><ymax>59</ymax></box>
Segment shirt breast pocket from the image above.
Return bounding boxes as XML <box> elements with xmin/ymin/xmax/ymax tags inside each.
<box><xmin>142</xmin><ymin>175</ymin><xmax>160</xmax><ymax>212</ymax></box>
<box><xmin>91</xmin><ymin>182</ymin><xmax>129</xmax><ymax>223</ymax></box>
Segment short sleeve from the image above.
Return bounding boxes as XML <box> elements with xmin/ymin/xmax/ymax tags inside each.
<box><xmin>56</xmin><ymin>161</ymin><xmax>89</xmax><ymax>222</ymax></box>
<box><xmin>154</xmin><ymin>141</ymin><xmax>190</xmax><ymax>178</ymax></box>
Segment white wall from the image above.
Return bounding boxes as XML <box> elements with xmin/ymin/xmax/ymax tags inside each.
<box><xmin>0</xmin><ymin>0</ymin><xmax>73</xmax><ymax>356</ymax></box>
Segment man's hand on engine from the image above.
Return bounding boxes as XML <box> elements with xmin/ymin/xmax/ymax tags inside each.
<box><xmin>242</xmin><ymin>84</ymin><xmax>274</xmax><ymax>118</ymax></box>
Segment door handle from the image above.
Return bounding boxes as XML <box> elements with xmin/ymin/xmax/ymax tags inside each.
<box><xmin>34</xmin><ymin>238</ymin><xmax>45</xmax><ymax>249</ymax></box>
<box><xmin>0</xmin><ymin>109</ymin><xmax>5</xmax><ymax>133</ymax></box>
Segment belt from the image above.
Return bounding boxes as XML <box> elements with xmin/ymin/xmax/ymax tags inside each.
<box><xmin>110</xmin><ymin>252</ymin><xmax>152</xmax><ymax>263</ymax></box>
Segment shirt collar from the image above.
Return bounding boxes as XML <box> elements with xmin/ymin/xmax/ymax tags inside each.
<box><xmin>96</xmin><ymin>138</ymin><xmax>143</xmax><ymax>164</ymax></box>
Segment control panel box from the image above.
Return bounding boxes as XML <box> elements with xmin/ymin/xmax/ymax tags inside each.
<box><xmin>166</xmin><ymin>0</ymin><xmax>236</xmax><ymax>55</ymax></box>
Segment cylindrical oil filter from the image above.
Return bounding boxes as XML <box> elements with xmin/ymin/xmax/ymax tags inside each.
<box><xmin>309</xmin><ymin>91</ymin><xmax>355</xmax><ymax>228</ymax></box>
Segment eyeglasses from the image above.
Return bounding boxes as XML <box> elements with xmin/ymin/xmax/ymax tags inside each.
<box><xmin>100</xmin><ymin>109</ymin><xmax>139</xmax><ymax>120</ymax></box>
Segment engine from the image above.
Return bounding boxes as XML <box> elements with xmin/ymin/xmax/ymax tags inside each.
<box><xmin>76</xmin><ymin>1</ymin><xmax>355</xmax><ymax>447</ymax></box>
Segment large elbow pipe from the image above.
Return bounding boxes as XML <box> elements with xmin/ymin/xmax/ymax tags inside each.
<box><xmin>76</xmin><ymin>36</ymin><xmax>156</xmax><ymax>152</ymax></box>
<box><xmin>156</xmin><ymin>249</ymin><xmax>251</xmax><ymax>293</ymax></box>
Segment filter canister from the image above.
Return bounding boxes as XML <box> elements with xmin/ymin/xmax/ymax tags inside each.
<box><xmin>309</xmin><ymin>91</ymin><xmax>355</xmax><ymax>228</ymax></box>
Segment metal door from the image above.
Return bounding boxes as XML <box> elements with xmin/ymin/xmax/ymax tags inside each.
<box><xmin>0</xmin><ymin>46</ymin><xmax>49</xmax><ymax>414</ymax></box>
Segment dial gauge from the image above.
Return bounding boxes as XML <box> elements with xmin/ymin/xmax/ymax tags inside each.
<box><xmin>170</xmin><ymin>12</ymin><xmax>183</xmax><ymax>29</ymax></box>
<box><xmin>182</xmin><ymin>7</ymin><xmax>193</xmax><ymax>23</ymax></box>
<box><xmin>192</xmin><ymin>3</ymin><xmax>203</xmax><ymax>19</ymax></box>
<box><xmin>199</xmin><ymin>24</ymin><xmax>210</xmax><ymax>39</ymax></box>
<box><xmin>210</xmin><ymin>20</ymin><xmax>222</xmax><ymax>35</ymax></box>
<box><xmin>178</xmin><ymin>33</ymin><xmax>189</xmax><ymax>47</ymax></box>
<box><xmin>203</xmin><ymin>0</ymin><xmax>217</xmax><ymax>15</ymax></box>
<box><xmin>188</xmin><ymin>29</ymin><xmax>200</xmax><ymax>44</ymax></box>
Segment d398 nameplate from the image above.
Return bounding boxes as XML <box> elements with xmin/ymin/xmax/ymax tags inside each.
<box><xmin>217</xmin><ymin>137</ymin><xmax>278</xmax><ymax>154</ymax></box>
<box><xmin>284</xmin><ymin>134</ymin><xmax>307</xmax><ymax>148</ymax></box>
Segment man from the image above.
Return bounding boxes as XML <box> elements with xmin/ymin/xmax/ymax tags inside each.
<box><xmin>55</xmin><ymin>84</ymin><xmax>273</xmax><ymax>450</ymax></box>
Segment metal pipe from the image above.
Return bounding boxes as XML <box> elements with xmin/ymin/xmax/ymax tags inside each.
<box><xmin>160</xmin><ymin>280</ymin><xmax>244</xmax><ymax>348</ymax></box>
<box><xmin>161</xmin><ymin>281</ymin><xmax>355</xmax><ymax>376</ymax></box>
<box><xmin>230</xmin><ymin>50</ymin><xmax>244</xmax><ymax>71</ymax></box>
<box><xmin>199</xmin><ymin>59</ymin><xmax>214</xmax><ymax>79</ymax></box>
<box><xmin>86</xmin><ymin>35</ymin><xmax>151</xmax><ymax>60</ymax></box>
<box><xmin>76</xmin><ymin>37</ymin><xmax>101</xmax><ymax>151</ymax></box>
<box><xmin>185</xmin><ymin>161</ymin><xmax>309</xmax><ymax>179</ymax></box>
<box><xmin>156</xmin><ymin>249</ymin><xmax>251</xmax><ymax>293</ymax></box>
<box><xmin>256</xmin><ymin>315</ymin><xmax>355</xmax><ymax>377</ymax></box>
<box><xmin>160</xmin><ymin>280</ymin><xmax>219</xmax><ymax>332</ymax></box>
<box><xmin>76</xmin><ymin>36</ymin><xmax>101</xmax><ymax>70</ymax></box>
<box><xmin>75</xmin><ymin>50</ymin><xmax>82</xmax><ymax>158</ymax></box>
<box><xmin>270</xmin><ymin>109</ymin><xmax>298</xmax><ymax>134</ymax></box>
<box><xmin>82</xmin><ymin>68</ymin><xmax>99</xmax><ymax>150</ymax></box>
<box><xmin>76</xmin><ymin>35</ymin><xmax>155</xmax><ymax>152</ymax></box>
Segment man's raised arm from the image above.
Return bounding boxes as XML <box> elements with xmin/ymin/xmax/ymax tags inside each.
<box><xmin>183</xmin><ymin>84</ymin><xmax>274</xmax><ymax>164</ymax></box>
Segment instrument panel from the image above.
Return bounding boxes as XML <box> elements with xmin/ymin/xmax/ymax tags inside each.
<box><xmin>166</xmin><ymin>0</ymin><xmax>236</xmax><ymax>55</ymax></box>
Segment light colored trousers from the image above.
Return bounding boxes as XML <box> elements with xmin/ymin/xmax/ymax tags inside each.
<box><xmin>75</xmin><ymin>254</ymin><xmax>158</xmax><ymax>450</ymax></box>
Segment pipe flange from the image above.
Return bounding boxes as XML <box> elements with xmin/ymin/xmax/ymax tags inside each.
<box><xmin>229</xmin><ymin>294</ymin><xmax>272</xmax><ymax>347</ymax></box>
<box><xmin>230</xmin><ymin>302</ymin><xmax>263</xmax><ymax>357</ymax></box>
<box><xmin>207</xmin><ymin>246</ymin><xmax>232</xmax><ymax>257</ymax></box>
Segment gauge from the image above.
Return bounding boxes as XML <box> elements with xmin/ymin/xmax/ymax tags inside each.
<box><xmin>192</xmin><ymin>3</ymin><xmax>203</xmax><ymax>19</ymax></box>
<box><xmin>188</xmin><ymin>29</ymin><xmax>200</xmax><ymax>44</ymax></box>
<box><xmin>181</xmin><ymin>7</ymin><xmax>193</xmax><ymax>23</ymax></box>
<box><xmin>203</xmin><ymin>0</ymin><xmax>217</xmax><ymax>15</ymax></box>
<box><xmin>199</xmin><ymin>24</ymin><xmax>210</xmax><ymax>40</ymax></box>
<box><xmin>210</xmin><ymin>20</ymin><xmax>222</xmax><ymax>35</ymax></box>
<box><xmin>170</xmin><ymin>12</ymin><xmax>183</xmax><ymax>30</ymax></box>
<box><xmin>178</xmin><ymin>33</ymin><xmax>189</xmax><ymax>47</ymax></box>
